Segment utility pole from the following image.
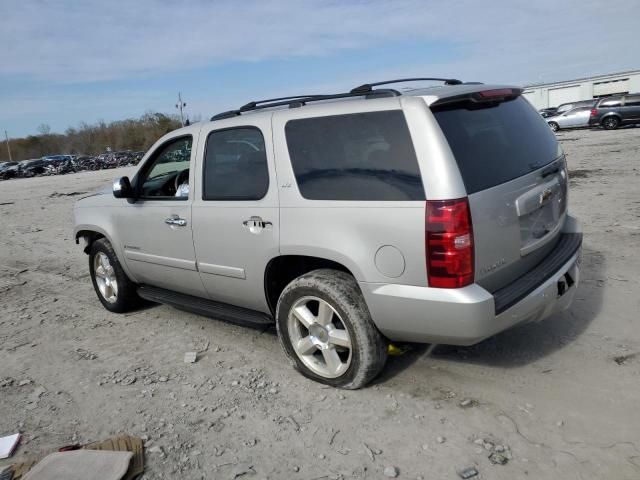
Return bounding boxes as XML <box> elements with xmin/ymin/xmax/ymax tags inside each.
<box><xmin>4</xmin><ymin>130</ymin><xmax>12</xmax><ymax>162</ymax></box>
<box><xmin>175</xmin><ymin>92</ymin><xmax>187</xmax><ymax>127</ymax></box>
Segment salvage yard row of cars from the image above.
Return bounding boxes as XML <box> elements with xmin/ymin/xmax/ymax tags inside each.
<box><xmin>0</xmin><ymin>151</ymin><xmax>144</xmax><ymax>181</ymax></box>
<box><xmin>540</xmin><ymin>93</ymin><xmax>640</xmax><ymax>132</ymax></box>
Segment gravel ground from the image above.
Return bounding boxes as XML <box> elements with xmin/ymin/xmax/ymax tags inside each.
<box><xmin>1</xmin><ymin>127</ymin><xmax>639</xmax><ymax>479</ymax></box>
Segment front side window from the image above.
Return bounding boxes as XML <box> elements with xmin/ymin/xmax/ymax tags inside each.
<box><xmin>139</xmin><ymin>136</ymin><xmax>192</xmax><ymax>199</ymax></box>
<box><xmin>285</xmin><ymin>111</ymin><xmax>424</xmax><ymax>201</ymax></box>
<box><xmin>203</xmin><ymin>127</ymin><xmax>269</xmax><ymax>200</ymax></box>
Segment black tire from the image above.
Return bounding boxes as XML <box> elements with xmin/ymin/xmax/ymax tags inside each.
<box><xmin>602</xmin><ymin>116</ymin><xmax>620</xmax><ymax>130</ymax></box>
<box><xmin>89</xmin><ymin>238</ymin><xmax>140</xmax><ymax>313</ymax></box>
<box><xmin>548</xmin><ymin>122</ymin><xmax>559</xmax><ymax>132</ymax></box>
<box><xmin>276</xmin><ymin>269</ymin><xmax>387</xmax><ymax>389</ymax></box>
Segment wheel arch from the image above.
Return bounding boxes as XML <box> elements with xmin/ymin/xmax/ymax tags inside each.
<box><xmin>264</xmin><ymin>255</ymin><xmax>358</xmax><ymax>316</ymax></box>
<box><xmin>75</xmin><ymin>225</ymin><xmax>111</xmax><ymax>254</ymax></box>
<box><xmin>601</xmin><ymin>112</ymin><xmax>622</xmax><ymax>123</ymax></box>
<box><xmin>76</xmin><ymin>225</ymin><xmax>140</xmax><ymax>284</ymax></box>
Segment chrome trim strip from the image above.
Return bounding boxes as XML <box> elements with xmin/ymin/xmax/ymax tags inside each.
<box><xmin>198</xmin><ymin>262</ymin><xmax>246</xmax><ymax>279</ymax></box>
<box><xmin>124</xmin><ymin>249</ymin><xmax>197</xmax><ymax>271</ymax></box>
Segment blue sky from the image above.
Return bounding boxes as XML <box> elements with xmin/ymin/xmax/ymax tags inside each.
<box><xmin>1</xmin><ymin>0</ymin><xmax>638</xmax><ymax>138</ymax></box>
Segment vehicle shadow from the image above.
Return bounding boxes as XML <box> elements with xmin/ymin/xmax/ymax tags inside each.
<box><xmin>431</xmin><ymin>244</ymin><xmax>604</xmax><ymax>368</ymax></box>
<box><xmin>377</xmin><ymin>244</ymin><xmax>604</xmax><ymax>377</ymax></box>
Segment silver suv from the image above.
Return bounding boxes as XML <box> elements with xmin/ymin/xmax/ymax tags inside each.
<box><xmin>74</xmin><ymin>78</ymin><xmax>582</xmax><ymax>389</ymax></box>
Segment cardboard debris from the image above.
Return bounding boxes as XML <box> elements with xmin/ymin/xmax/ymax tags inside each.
<box><xmin>84</xmin><ymin>435</ymin><xmax>144</xmax><ymax>480</ymax></box>
<box><xmin>0</xmin><ymin>433</ymin><xmax>20</xmax><ymax>459</ymax></box>
<box><xmin>18</xmin><ymin>450</ymin><xmax>132</xmax><ymax>480</ymax></box>
<box><xmin>8</xmin><ymin>435</ymin><xmax>144</xmax><ymax>480</ymax></box>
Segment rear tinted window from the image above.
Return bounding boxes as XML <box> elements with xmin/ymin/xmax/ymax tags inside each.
<box><xmin>599</xmin><ymin>98</ymin><xmax>622</xmax><ymax>108</ymax></box>
<box><xmin>432</xmin><ymin>96</ymin><xmax>559</xmax><ymax>194</ymax></box>
<box><xmin>285</xmin><ymin>111</ymin><xmax>425</xmax><ymax>201</ymax></box>
<box><xmin>625</xmin><ymin>95</ymin><xmax>640</xmax><ymax>106</ymax></box>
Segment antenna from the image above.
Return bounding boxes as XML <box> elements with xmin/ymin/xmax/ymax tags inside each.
<box><xmin>4</xmin><ymin>130</ymin><xmax>12</xmax><ymax>162</ymax></box>
<box><xmin>175</xmin><ymin>92</ymin><xmax>187</xmax><ymax>127</ymax></box>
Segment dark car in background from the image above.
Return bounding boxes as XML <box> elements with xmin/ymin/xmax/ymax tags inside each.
<box><xmin>0</xmin><ymin>161</ymin><xmax>20</xmax><ymax>179</ymax></box>
<box><xmin>19</xmin><ymin>158</ymin><xmax>48</xmax><ymax>177</ymax></box>
<box><xmin>589</xmin><ymin>94</ymin><xmax>640</xmax><ymax>130</ymax></box>
<box><xmin>539</xmin><ymin>107</ymin><xmax>558</xmax><ymax>118</ymax></box>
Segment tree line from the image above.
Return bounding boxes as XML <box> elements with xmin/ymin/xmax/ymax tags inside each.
<box><xmin>2</xmin><ymin>112</ymin><xmax>183</xmax><ymax>162</ymax></box>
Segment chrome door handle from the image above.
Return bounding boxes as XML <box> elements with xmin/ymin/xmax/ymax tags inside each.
<box><xmin>243</xmin><ymin>216</ymin><xmax>272</xmax><ymax>229</ymax></box>
<box><xmin>165</xmin><ymin>216</ymin><xmax>187</xmax><ymax>227</ymax></box>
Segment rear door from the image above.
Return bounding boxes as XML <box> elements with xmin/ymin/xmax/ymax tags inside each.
<box><xmin>564</xmin><ymin>107</ymin><xmax>591</xmax><ymax>127</ymax></box>
<box><xmin>191</xmin><ymin>119</ymin><xmax>279</xmax><ymax>313</ymax></box>
<box><xmin>432</xmin><ymin>95</ymin><xmax>567</xmax><ymax>292</ymax></box>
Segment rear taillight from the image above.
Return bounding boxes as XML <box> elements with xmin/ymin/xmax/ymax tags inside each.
<box><xmin>426</xmin><ymin>198</ymin><xmax>474</xmax><ymax>288</ymax></box>
<box><xmin>590</xmin><ymin>109</ymin><xmax>598</xmax><ymax>117</ymax></box>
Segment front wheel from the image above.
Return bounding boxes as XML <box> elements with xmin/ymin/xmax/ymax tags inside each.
<box><xmin>89</xmin><ymin>238</ymin><xmax>140</xmax><ymax>313</ymax></box>
<box><xmin>602</xmin><ymin>116</ymin><xmax>620</xmax><ymax>130</ymax></box>
<box><xmin>548</xmin><ymin>122</ymin><xmax>559</xmax><ymax>132</ymax></box>
<box><xmin>276</xmin><ymin>269</ymin><xmax>387</xmax><ymax>389</ymax></box>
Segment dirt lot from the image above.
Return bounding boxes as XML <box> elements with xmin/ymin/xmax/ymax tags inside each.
<box><xmin>1</xmin><ymin>127</ymin><xmax>639</xmax><ymax>479</ymax></box>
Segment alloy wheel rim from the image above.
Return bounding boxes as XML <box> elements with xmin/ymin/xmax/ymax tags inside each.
<box><xmin>287</xmin><ymin>296</ymin><xmax>352</xmax><ymax>379</ymax></box>
<box><xmin>94</xmin><ymin>252</ymin><xmax>118</xmax><ymax>303</ymax></box>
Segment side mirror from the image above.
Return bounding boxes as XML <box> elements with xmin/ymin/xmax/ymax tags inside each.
<box><xmin>113</xmin><ymin>176</ymin><xmax>134</xmax><ymax>199</ymax></box>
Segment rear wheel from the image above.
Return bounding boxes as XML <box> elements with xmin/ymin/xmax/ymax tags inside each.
<box><xmin>602</xmin><ymin>116</ymin><xmax>620</xmax><ymax>130</ymax></box>
<box><xmin>548</xmin><ymin>122</ymin><xmax>559</xmax><ymax>132</ymax></box>
<box><xmin>276</xmin><ymin>269</ymin><xmax>387</xmax><ymax>389</ymax></box>
<box><xmin>89</xmin><ymin>238</ymin><xmax>140</xmax><ymax>313</ymax></box>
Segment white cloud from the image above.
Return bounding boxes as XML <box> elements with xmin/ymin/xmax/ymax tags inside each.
<box><xmin>0</xmin><ymin>0</ymin><xmax>637</xmax><ymax>84</ymax></box>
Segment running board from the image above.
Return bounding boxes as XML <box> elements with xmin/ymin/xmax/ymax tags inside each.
<box><xmin>137</xmin><ymin>285</ymin><xmax>273</xmax><ymax>328</ymax></box>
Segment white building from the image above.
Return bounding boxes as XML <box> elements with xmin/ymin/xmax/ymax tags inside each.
<box><xmin>522</xmin><ymin>69</ymin><xmax>640</xmax><ymax>110</ymax></box>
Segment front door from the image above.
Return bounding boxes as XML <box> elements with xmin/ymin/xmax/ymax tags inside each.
<box><xmin>117</xmin><ymin>133</ymin><xmax>208</xmax><ymax>297</ymax></box>
<box><xmin>191</xmin><ymin>120</ymin><xmax>279</xmax><ymax>313</ymax></box>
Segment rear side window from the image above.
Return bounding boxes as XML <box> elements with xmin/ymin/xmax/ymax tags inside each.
<box><xmin>432</xmin><ymin>96</ymin><xmax>559</xmax><ymax>194</ymax></box>
<box><xmin>599</xmin><ymin>98</ymin><xmax>622</xmax><ymax>108</ymax></box>
<box><xmin>203</xmin><ymin>127</ymin><xmax>269</xmax><ymax>200</ymax></box>
<box><xmin>285</xmin><ymin>111</ymin><xmax>425</xmax><ymax>201</ymax></box>
<box><xmin>625</xmin><ymin>95</ymin><xmax>640</xmax><ymax>106</ymax></box>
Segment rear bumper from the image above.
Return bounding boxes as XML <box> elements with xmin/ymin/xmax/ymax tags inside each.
<box><xmin>360</xmin><ymin>226</ymin><xmax>582</xmax><ymax>346</ymax></box>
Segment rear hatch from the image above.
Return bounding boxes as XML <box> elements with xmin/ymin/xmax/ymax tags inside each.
<box><xmin>431</xmin><ymin>92</ymin><xmax>568</xmax><ymax>292</ymax></box>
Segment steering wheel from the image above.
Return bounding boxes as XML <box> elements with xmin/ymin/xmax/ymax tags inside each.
<box><xmin>174</xmin><ymin>168</ymin><xmax>189</xmax><ymax>193</ymax></box>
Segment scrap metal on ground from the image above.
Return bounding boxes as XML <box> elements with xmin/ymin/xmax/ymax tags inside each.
<box><xmin>0</xmin><ymin>151</ymin><xmax>144</xmax><ymax>181</ymax></box>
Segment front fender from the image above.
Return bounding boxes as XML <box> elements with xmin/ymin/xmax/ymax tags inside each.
<box><xmin>73</xmin><ymin>213</ymin><xmax>139</xmax><ymax>284</ymax></box>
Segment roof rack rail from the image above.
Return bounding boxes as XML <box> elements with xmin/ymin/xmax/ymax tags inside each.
<box><xmin>350</xmin><ymin>77</ymin><xmax>462</xmax><ymax>94</ymax></box>
<box><xmin>240</xmin><ymin>95</ymin><xmax>324</xmax><ymax>112</ymax></box>
<box><xmin>210</xmin><ymin>88</ymin><xmax>400</xmax><ymax>121</ymax></box>
<box><xmin>210</xmin><ymin>110</ymin><xmax>241</xmax><ymax>121</ymax></box>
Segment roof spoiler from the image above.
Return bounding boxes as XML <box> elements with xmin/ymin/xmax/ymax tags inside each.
<box><xmin>430</xmin><ymin>87</ymin><xmax>523</xmax><ymax>108</ymax></box>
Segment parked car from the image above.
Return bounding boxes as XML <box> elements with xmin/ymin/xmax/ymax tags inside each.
<box><xmin>0</xmin><ymin>161</ymin><xmax>19</xmax><ymax>179</ymax></box>
<box><xmin>546</xmin><ymin>106</ymin><xmax>592</xmax><ymax>132</ymax></box>
<box><xmin>19</xmin><ymin>158</ymin><xmax>48</xmax><ymax>177</ymax></box>
<box><xmin>539</xmin><ymin>108</ymin><xmax>557</xmax><ymax>118</ymax></box>
<box><xmin>589</xmin><ymin>93</ymin><xmax>640</xmax><ymax>130</ymax></box>
<box><xmin>555</xmin><ymin>99</ymin><xmax>596</xmax><ymax>115</ymax></box>
<box><xmin>74</xmin><ymin>78</ymin><xmax>582</xmax><ymax>389</ymax></box>
<box><xmin>43</xmin><ymin>155</ymin><xmax>74</xmax><ymax>163</ymax></box>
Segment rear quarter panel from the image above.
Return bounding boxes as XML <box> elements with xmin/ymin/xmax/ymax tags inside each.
<box><xmin>271</xmin><ymin>97</ymin><xmax>435</xmax><ymax>286</ymax></box>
